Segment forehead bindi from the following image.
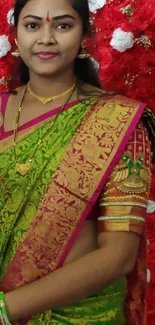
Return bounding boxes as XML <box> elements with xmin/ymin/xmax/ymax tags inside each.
<box><xmin>46</xmin><ymin>10</ymin><xmax>50</xmax><ymax>22</ymax></box>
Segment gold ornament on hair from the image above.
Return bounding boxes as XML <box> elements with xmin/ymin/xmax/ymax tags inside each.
<box><xmin>28</xmin><ymin>82</ymin><xmax>76</xmax><ymax>105</ymax></box>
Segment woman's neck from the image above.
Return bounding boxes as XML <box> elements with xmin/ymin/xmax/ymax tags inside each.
<box><xmin>29</xmin><ymin>71</ymin><xmax>77</xmax><ymax>98</ymax></box>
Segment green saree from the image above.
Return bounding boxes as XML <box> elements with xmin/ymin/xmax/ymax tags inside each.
<box><xmin>0</xmin><ymin>93</ymin><xmax>149</xmax><ymax>324</ymax></box>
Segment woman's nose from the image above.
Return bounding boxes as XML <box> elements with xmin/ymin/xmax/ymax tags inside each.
<box><xmin>38</xmin><ymin>27</ymin><xmax>56</xmax><ymax>45</ymax></box>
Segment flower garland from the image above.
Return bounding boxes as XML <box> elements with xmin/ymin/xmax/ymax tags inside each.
<box><xmin>0</xmin><ymin>0</ymin><xmax>155</xmax><ymax>324</ymax></box>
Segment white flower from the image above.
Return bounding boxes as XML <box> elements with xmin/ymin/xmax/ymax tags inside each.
<box><xmin>0</xmin><ymin>35</ymin><xmax>11</xmax><ymax>58</ymax></box>
<box><xmin>7</xmin><ymin>8</ymin><xmax>14</xmax><ymax>25</ymax></box>
<box><xmin>110</xmin><ymin>28</ymin><xmax>134</xmax><ymax>53</ymax></box>
<box><xmin>147</xmin><ymin>269</ymin><xmax>151</xmax><ymax>283</ymax></box>
<box><xmin>147</xmin><ymin>200</ymin><xmax>155</xmax><ymax>213</ymax></box>
<box><xmin>90</xmin><ymin>57</ymin><xmax>100</xmax><ymax>71</ymax></box>
<box><xmin>89</xmin><ymin>0</ymin><xmax>107</xmax><ymax>13</ymax></box>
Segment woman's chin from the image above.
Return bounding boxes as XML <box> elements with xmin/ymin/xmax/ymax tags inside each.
<box><xmin>32</xmin><ymin>68</ymin><xmax>61</xmax><ymax>78</ymax></box>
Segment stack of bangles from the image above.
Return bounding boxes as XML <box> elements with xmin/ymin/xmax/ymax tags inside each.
<box><xmin>0</xmin><ymin>293</ymin><xmax>11</xmax><ymax>325</ymax></box>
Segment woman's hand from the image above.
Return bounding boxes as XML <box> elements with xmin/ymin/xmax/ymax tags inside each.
<box><xmin>4</xmin><ymin>230</ymin><xmax>140</xmax><ymax>321</ymax></box>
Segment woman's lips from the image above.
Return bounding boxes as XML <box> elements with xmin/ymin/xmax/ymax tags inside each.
<box><xmin>35</xmin><ymin>52</ymin><xmax>57</xmax><ymax>60</ymax></box>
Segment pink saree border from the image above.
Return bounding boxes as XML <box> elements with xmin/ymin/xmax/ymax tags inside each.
<box><xmin>0</xmin><ymin>92</ymin><xmax>80</xmax><ymax>140</ymax></box>
<box><xmin>57</xmin><ymin>102</ymin><xmax>146</xmax><ymax>268</ymax></box>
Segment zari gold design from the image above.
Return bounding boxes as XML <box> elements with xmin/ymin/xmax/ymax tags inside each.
<box><xmin>102</xmin><ymin>195</ymin><xmax>148</xmax><ymax>204</ymax></box>
<box><xmin>113</xmin><ymin>155</ymin><xmax>150</xmax><ymax>194</ymax></box>
<box><xmin>98</xmin><ymin>121</ymin><xmax>151</xmax><ymax>237</ymax></box>
<box><xmin>53</xmin><ymin>96</ymin><xmax>142</xmax><ymax>201</ymax></box>
<box><xmin>102</xmin><ymin>188</ymin><xmax>116</xmax><ymax>195</ymax></box>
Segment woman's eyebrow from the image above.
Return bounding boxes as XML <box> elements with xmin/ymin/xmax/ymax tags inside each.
<box><xmin>23</xmin><ymin>14</ymin><xmax>75</xmax><ymax>21</ymax></box>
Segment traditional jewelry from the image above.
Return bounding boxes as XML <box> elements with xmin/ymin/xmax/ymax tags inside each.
<box><xmin>0</xmin><ymin>292</ymin><xmax>11</xmax><ymax>325</ymax></box>
<box><xmin>77</xmin><ymin>40</ymin><xmax>90</xmax><ymax>59</ymax></box>
<box><xmin>28</xmin><ymin>82</ymin><xmax>76</xmax><ymax>105</ymax></box>
<box><xmin>11</xmin><ymin>38</ymin><xmax>20</xmax><ymax>57</ymax></box>
<box><xmin>14</xmin><ymin>84</ymin><xmax>76</xmax><ymax>176</ymax></box>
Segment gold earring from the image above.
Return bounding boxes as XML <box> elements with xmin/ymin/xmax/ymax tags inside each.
<box><xmin>77</xmin><ymin>40</ymin><xmax>90</xmax><ymax>59</ymax></box>
<box><xmin>11</xmin><ymin>38</ymin><xmax>20</xmax><ymax>57</ymax></box>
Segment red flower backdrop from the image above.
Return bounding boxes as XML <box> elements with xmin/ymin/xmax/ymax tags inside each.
<box><xmin>0</xmin><ymin>0</ymin><xmax>16</xmax><ymax>91</ymax></box>
<box><xmin>0</xmin><ymin>0</ymin><xmax>155</xmax><ymax>324</ymax></box>
<box><xmin>89</xmin><ymin>0</ymin><xmax>155</xmax><ymax>111</ymax></box>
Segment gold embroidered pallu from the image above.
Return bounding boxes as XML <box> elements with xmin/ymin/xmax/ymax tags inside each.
<box><xmin>0</xmin><ymin>94</ymin><xmax>152</xmax><ymax>325</ymax></box>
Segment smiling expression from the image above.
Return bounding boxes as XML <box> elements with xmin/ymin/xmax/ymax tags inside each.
<box><xmin>17</xmin><ymin>0</ymin><xmax>83</xmax><ymax>77</ymax></box>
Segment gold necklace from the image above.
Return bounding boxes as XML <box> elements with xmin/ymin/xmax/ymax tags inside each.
<box><xmin>14</xmin><ymin>83</ymin><xmax>76</xmax><ymax>176</ymax></box>
<box><xmin>28</xmin><ymin>82</ymin><xmax>76</xmax><ymax>105</ymax></box>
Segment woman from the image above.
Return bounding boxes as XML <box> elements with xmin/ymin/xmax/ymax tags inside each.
<box><xmin>0</xmin><ymin>0</ymin><xmax>154</xmax><ymax>324</ymax></box>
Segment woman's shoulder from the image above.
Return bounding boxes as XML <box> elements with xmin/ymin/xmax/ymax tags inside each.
<box><xmin>0</xmin><ymin>86</ymin><xmax>24</xmax><ymax>119</ymax></box>
<box><xmin>80</xmin><ymin>83</ymin><xmax>115</xmax><ymax>98</ymax></box>
<box><xmin>0</xmin><ymin>86</ymin><xmax>25</xmax><ymax>104</ymax></box>
<box><xmin>0</xmin><ymin>92</ymin><xmax>11</xmax><ymax>113</ymax></box>
<box><xmin>82</xmin><ymin>86</ymin><xmax>139</xmax><ymax>108</ymax></box>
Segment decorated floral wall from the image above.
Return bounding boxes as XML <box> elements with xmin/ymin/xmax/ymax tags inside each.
<box><xmin>0</xmin><ymin>0</ymin><xmax>15</xmax><ymax>90</ymax></box>
<box><xmin>0</xmin><ymin>0</ymin><xmax>155</xmax><ymax>324</ymax></box>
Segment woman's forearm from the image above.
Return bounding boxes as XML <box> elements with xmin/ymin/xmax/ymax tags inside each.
<box><xmin>5</xmin><ymin>246</ymin><xmax>128</xmax><ymax>321</ymax></box>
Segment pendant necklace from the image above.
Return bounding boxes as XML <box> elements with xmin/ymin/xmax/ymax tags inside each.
<box><xmin>13</xmin><ymin>83</ymin><xmax>76</xmax><ymax>176</ymax></box>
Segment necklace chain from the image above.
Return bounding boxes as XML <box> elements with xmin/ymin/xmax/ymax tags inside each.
<box><xmin>13</xmin><ymin>83</ymin><xmax>76</xmax><ymax>176</ymax></box>
<box><xmin>28</xmin><ymin>82</ymin><xmax>76</xmax><ymax>105</ymax></box>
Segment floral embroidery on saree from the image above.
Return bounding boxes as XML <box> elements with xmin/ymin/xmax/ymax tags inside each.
<box><xmin>0</xmin><ymin>97</ymin><xmax>97</xmax><ymax>278</ymax></box>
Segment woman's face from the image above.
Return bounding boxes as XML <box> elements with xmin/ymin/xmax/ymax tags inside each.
<box><xmin>17</xmin><ymin>0</ymin><xmax>83</xmax><ymax>77</ymax></box>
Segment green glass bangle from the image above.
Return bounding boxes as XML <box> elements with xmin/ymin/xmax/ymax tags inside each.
<box><xmin>0</xmin><ymin>292</ymin><xmax>11</xmax><ymax>325</ymax></box>
<box><xmin>0</xmin><ymin>310</ymin><xmax>6</xmax><ymax>325</ymax></box>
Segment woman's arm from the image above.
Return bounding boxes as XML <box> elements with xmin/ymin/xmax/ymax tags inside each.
<box><xmin>5</xmin><ymin>120</ymin><xmax>150</xmax><ymax>321</ymax></box>
<box><xmin>5</xmin><ymin>231</ymin><xmax>140</xmax><ymax>321</ymax></box>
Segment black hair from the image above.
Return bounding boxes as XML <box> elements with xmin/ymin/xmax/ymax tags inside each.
<box><xmin>13</xmin><ymin>0</ymin><xmax>101</xmax><ymax>89</ymax></box>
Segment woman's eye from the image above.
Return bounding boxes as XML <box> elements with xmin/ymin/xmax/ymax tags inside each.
<box><xmin>56</xmin><ymin>23</ymin><xmax>72</xmax><ymax>30</ymax></box>
<box><xmin>25</xmin><ymin>23</ymin><xmax>39</xmax><ymax>30</ymax></box>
